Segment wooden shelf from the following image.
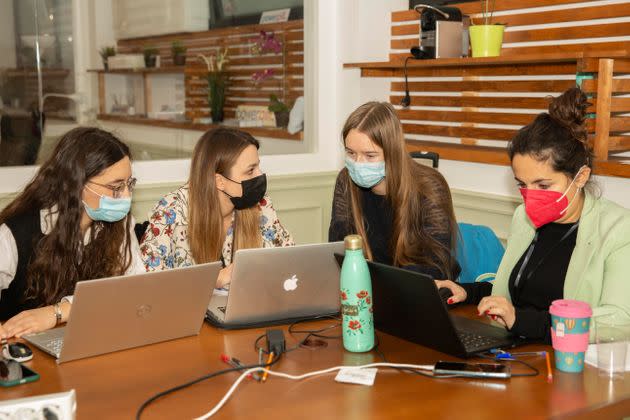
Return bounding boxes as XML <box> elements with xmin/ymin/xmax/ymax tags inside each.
<box><xmin>97</xmin><ymin>114</ymin><xmax>303</xmax><ymax>141</ymax></box>
<box><xmin>344</xmin><ymin>50</ymin><xmax>630</xmax><ymax>71</ymax></box>
<box><xmin>88</xmin><ymin>66</ymin><xmax>185</xmax><ymax>75</ymax></box>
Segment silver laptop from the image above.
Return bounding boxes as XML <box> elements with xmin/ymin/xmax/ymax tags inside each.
<box><xmin>206</xmin><ymin>242</ymin><xmax>344</xmax><ymax>327</ymax></box>
<box><xmin>25</xmin><ymin>262</ymin><xmax>221</xmax><ymax>363</ymax></box>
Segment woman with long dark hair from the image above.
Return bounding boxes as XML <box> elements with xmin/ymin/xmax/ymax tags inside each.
<box><xmin>329</xmin><ymin>101</ymin><xmax>460</xmax><ymax>279</ymax></box>
<box><xmin>140</xmin><ymin>127</ymin><xmax>294</xmax><ymax>288</ymax></box>
<box><xmin>440</xmin><ymin>88</ymin><xmax>630</xmax><ymax>342</ymax></box>
<box><xmin>0</xmin><ymin>127</ymin><xmax>144</xmax><ymax>338</ymax></box>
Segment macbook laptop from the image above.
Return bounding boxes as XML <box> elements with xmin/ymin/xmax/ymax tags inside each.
<box><xmin>363</xmin><ymin>260</ymin><xmax>523</xmax><ymax>358</ymax></box>
<box><xmin>206</xmin><ymin>242</ymin><xmax>344</xmax><ymax>328</ymax></box>
<box><xmin>24</xmin><ymin>262</ymin><xmax>222</xmax><ymax>363</ymax></box>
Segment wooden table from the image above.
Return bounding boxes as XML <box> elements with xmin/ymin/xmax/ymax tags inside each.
<box><xmin>5</xmin><ymin>306</ymin><xmax>630</xmax><ymax>419</ymax></box>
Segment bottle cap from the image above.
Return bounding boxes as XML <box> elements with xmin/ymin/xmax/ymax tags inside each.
<box><xmin>344</xmin><ymin>234</ymin><xmax>363</xmax><ymax>250</ymax></box>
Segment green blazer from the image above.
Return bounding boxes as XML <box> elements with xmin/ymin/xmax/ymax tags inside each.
<box><xmin>492</xmin><ymin>192</ymin><xmax>630</xmax><ymax>341</ymax></box>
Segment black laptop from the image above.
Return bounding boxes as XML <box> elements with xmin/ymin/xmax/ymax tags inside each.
<box><xmin>336</xmin><ymin>255</ymin><xmax>522</xmax><ymax>358</ymax></box>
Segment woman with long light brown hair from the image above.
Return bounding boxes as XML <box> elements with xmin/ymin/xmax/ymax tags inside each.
<box><xmin>140</xmin><ymin>127</ymin><xmax>294</xmax><ymax>288</ymax></box>
<box><xmin>329</xmin><ymin>101</ymin><xmax>459</xmax><ymax>280</ymax></box>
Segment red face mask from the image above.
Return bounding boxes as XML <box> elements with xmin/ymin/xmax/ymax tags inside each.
<box><xmin>519</xmin><ymin>169</ymin><xmax>584</xmax><ymax>229</ymax></box>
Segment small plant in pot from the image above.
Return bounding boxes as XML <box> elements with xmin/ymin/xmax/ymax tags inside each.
<box><xmin>268</xmin><ymin>94</ymin><xmax>290</xmax><ymax>128</ymax></box>
<box><xmin>469</xmin><ymin>0</ymin><xmax>505</xmax><ymax>58</ymax></box>
<box><xmin>171</xmin><ymin>41</ymin><xmax>187</xmax><ymax>66</ymax></box>
<box><xmin>144</xmin><ymin>46</ymin><xmax>159</xmax><ymax>68</ymax></box>
<box><xmin>99</xmin><ymin>46</ymin><xmax>116</xmax><ymax>70</ymax></box>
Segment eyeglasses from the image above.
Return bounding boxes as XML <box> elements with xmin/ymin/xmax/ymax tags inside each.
<box><xmin>88</xmin><ymin>177</ymin><xmax>137</xmax><ymax>199</ymax></box>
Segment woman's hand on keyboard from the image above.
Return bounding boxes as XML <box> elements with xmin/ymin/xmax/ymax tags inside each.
<box><xmin>434</xmin><ymin>280</ymin><xmax>467</xmax><ymax>305</ymax></box>
<box><xmin>477</xmin><ymin>296</ymin><xmax>516</xmax><ymax>329</ymax></box>
<box><xmin>2</xmin><ymin>306</ymin><xmax>58</xmax><ymax>338</ymax></box>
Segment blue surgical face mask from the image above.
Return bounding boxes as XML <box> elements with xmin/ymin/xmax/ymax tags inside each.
<box><xmin>83</xmin><ymin>186</ymin><xmax>131</xmax><ymax>223</ymax></box>
<box><xmin>345</xmin><ymin>158</ymin><xmax>386</xmax><ymax>189</ymax></box>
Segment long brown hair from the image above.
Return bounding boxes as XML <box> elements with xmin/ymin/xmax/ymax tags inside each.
<box><xmin>0</xmin><ymin>127</ymin><xmax>133</xmax><ymax>306</ymax></box>
<box><xmin>188</xmin><ymin>127</ymin><xmax>262</xmax><ymax>264</ymax></box>
<box><xmin>341</xmin><ymin>102</ymin><xmax>458</xmax><ymax>278</ymax></box>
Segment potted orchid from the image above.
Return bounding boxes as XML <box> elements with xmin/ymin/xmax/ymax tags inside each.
<box><xmin>197</xmin><ymin>48</ymin><xmax>229</xmax><ymax>123</ymax></box>
<box><xmin>250</xmin><ymin>31</ymin><xmax>283</xmax><ymax>84</ymax></box>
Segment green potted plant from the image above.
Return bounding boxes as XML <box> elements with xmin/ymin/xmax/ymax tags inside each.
<box><xmin>197</xmin><ymin>48</ymin><xmax>230</xmax><ymax>123</ymax></box>
<box><xmin>469</xmin><ymin>0</ymin><xmax>505</xmax><ymax>57</ymax></box>
<box><xmin>171</xmin><ymin>41</ymin><xmax>187</xmax><ymax>66</ymax></box>
<box><xmin>143</xmin><ymin>46</ymin><xmax>159</xmax><ymax>68</ymax></box>
<box><xmin>268</xmin><ymin>94</ymin><xmax>290</xmax><ymax>128</ymax></box>
<box><xmin>99</xmin><ymin>46</ymin><xmax>116</xmax><ymax>70</ymax></box>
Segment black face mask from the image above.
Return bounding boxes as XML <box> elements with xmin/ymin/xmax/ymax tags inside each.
<box><xmin>221</xmin><ymin>173</ymin><xmax>267</xmax><ymax>210</ymax></box>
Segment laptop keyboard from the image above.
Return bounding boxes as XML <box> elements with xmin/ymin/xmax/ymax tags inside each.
<box><xmin>43</xmin><ymin>337</ymin><xmax>64</xmax><ymax>357</ymax></box>
<box><xmin>457</xmin><ymin>330</ymin><xmax>505</xmax><ymax>352</ymax></box>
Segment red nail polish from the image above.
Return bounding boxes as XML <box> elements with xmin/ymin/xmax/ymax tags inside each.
<box><xmin>491</xmin><ymin>315</ymin><xmax>497</xmax><ymax>320</ymax></box>
<box><xmin>447</xmin><ymin>298</ymin><xmax>453</xmax><ymax>304</ymax></box>
<box><xmin>485</xmin><ymin>310</ymin><xmax>490</xmax><ymax>315</ymax></box>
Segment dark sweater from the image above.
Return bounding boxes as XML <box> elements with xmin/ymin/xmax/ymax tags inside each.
<box><xmin>463</xmin><ymin>222</ymin><xmax>578</xmax><ymax>343</ymax></box>
<box><xmin>329</xmin><ymin>185</ymin><xmax>460</xmax><ymax>280</ymax></box>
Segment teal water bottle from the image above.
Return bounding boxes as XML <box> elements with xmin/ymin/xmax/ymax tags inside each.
<box><xmin>340</xmin><ymin>234</ymin><xmax>374</xmax><ymax>352</ymax></box>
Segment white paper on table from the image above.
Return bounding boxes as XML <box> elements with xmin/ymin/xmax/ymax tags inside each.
<box><xmin>584</xmin><ymin>343</ymin><xmax>630</xmax><ymax>370</ymax></box>
<box><xmin>212</xmin><ymin>288</ymin><xmax>229</xmax><ymax>297</ymax></box>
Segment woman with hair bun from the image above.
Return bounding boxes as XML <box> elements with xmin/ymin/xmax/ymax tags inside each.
<box><xmin>439</xmin><ymin>87</ymin><xmax>630</xmax><ymax>342</ymax></box>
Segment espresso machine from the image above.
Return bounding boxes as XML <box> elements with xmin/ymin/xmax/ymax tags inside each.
<box><xmin>412</xmin><ymin>4</ymin><xmax>466</xmax><ymax>59</ymax></box>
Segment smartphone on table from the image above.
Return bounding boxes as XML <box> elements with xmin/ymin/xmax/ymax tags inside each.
<box><xmin>434</xmin><ymin>361</ymin><xmax>511</xmax><ymax>378</ymax></box>
<box><xmin>0</xmin><ymin>359</ymin><xmax>40</xmax><ymax>387</ymax></box>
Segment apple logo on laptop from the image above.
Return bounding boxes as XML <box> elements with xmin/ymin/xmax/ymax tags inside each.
<box><xmin>283</xmin><ymin>275</ymin><xmax>299</xmax><ymax>291</ymax></box>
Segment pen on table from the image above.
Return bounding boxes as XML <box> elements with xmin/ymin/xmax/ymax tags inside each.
<box><xmin>545</xmin><ymin>351</ymin><xmax>553</xmax><ymax>383</ymax></box>
<box><xmin>262</xmin><ymin>351</ymin><xmax>274</xmax><ymax>383</ymax></box>
<box><xmin>220</xmin><ymin>354</ymin><xmax>259</xmax><ymax>380</ymax></box>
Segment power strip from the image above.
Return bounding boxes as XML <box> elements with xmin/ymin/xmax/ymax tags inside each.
<box><xmin>0</xmin><ymin>389</ymin><xmax>76</xmax><ymax>419</ymax></box>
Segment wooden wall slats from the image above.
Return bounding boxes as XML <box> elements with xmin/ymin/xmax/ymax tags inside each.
<box><xmin>504</xmin><ymin>22</ymin><xmax>630</xmax><ymax>44</ymax></box>
<box><xmin>111</xmin><ymin>20</ymin><xmax>304</xmax><ymax>133</ymax></box>
<box><xmin>402</xmin><ymin>123</ymin><xmax>517</xmax><ymax>141</ymax></box>
<box><xmin>389</xmin><ymin>95</ymin><xmax>551</xmax><ymax>109</ymax></box>
<box><xmin>384</xmin><ymin>2</ymin><xmax>630</xmax><ymax>173</ymax></box>
<box><xmin>392</xmin><ymin>4</ymin><xmax>630</xmax><ymax>36</ymax></box>
<box><xmin>397</xmin><ymin>109</ymin><xmax>536</xmax><ymax>126</ymax></box>
<box><xmin>390</xmin><ymin>80</ymin><xmax>575</xmax><ymax>93</ymax></box>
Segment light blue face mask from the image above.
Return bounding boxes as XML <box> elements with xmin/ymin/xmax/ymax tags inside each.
<box><xmin>345</xmin><ymin>158</ymin><xmax>386</xmax><ymax>189</ymax></box>
<box><xmin>83</xmin><ymin>186</ymin><xmax>131</xmax><ymax>223</ymax></box>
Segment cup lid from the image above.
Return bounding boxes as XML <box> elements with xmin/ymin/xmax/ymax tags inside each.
<box><xmin>549</xmin><ymin>299</ymin><xmax>592</xmax><ymax>318</ymax></box>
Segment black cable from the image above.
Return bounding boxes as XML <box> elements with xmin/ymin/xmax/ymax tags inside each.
<box><xmin>401</xmin><ymin>56</ymin><xmax>412</xmax><ymax>107</ymax></box>
<box><xmin>253</xmin><ymin>316</ymin><xmax>342</xmax><ymax>354</ymax></box>
<box><xmin>136</xmin><ymin>352</ymin><xmax>282</xmax><ymax>420</ymax></box>
<box><xmin>475</xmin><ymin>353</ymin><xmax>540</xmax><ymax>377</ymax></box>
<box><xmin>373</xmin><ymin>333</ymin><xmax>388</xmax><ymax>362</ymax></box>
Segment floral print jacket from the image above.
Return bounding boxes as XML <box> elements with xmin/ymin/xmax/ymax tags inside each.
<box><xmin>140</xmin><ymin>184</ymin><xmax>294</xmax><ymax>271</ymax></box>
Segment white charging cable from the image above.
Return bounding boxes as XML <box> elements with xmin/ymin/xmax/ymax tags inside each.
<box><xmin>193</xmin><ymin>362</ymin><xmax>435</xmax><ymax>419</ymax></box>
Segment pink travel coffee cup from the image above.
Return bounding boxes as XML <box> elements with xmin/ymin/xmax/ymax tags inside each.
<box><xmin>549</xmin><ymin>299</ymin><xmax>592</xmax><ymax>373</ymax></box>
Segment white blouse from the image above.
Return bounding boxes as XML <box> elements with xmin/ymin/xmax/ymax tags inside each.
<box><xmin>0</xmin><ymin>208</ymin><xmax>145</xmax><ymax>304</ymax></box>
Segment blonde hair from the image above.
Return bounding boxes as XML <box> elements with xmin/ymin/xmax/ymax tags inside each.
<box><xmin>188</xmin><ymin>128</ymin><xmax>262</xmax><ymax>263</ymax></box>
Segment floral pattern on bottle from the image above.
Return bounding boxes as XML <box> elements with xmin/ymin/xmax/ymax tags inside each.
<box><xmin>340</xmin><ymin>288</ymin><xmax>373</xmax><ymax>336</ymax></box>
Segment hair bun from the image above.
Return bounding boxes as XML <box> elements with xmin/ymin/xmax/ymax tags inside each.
<box><xmin>548</xmin><ymin>87</ymin><xmax>590</xmax><ymax>145</ymax></box>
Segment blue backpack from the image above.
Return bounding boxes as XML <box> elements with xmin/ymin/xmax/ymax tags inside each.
<box><xmin>455</xmin><ymin>223</ymin><xmax>505</xmax><ymax>283</ymax></box>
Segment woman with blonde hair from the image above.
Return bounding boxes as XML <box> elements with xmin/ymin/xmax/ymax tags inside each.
<box><xmin>140</xmin><ymin>127</ymin><xmax>294</xmax><ymax>288</ymax></box>
<box><xmin>329</xmin><ymin>101</ymin><xmax>460</xmax><ymax>279</ymax></box>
